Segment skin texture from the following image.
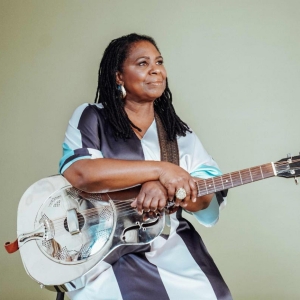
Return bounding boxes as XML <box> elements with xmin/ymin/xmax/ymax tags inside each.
<box><xmin>64</xmin><ymin>40</ymin><xmax>214</xmax><ymax>214</ymax></box>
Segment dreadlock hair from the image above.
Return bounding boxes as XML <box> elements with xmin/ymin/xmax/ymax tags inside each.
<box><xmin>94</xmin><ymin>33</ymin><xmax>191</xmax><ymax>141</ymax></box>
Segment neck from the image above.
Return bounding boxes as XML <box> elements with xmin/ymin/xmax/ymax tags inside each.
<box><xmin>195</xmin><ymin>163</ymin><xmax>276</xmax><ymax>196</ymax></box>
<box><xmin>124</xmin><ymin>100</ymin><xmax>154</xmax><ymax>118</ymax></box>
<box><xmin>124</xmin><ymin>101</ymin><xmax>155</xmax><ymax>139</ymax></box>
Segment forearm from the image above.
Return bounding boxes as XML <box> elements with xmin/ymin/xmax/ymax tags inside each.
<box><xmin>63</xmin><ymin>158</ymin><xmax>168</xmax><ymax>193</ymax></box>
<box><xmin>183</xmin><ymin>193</ymin><xmax>215</xmax><ymax>212</ymax></box>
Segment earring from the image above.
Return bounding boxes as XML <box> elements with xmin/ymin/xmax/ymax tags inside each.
<box><xmin>118</xmin><ymin>85</ymin><xmax>126</xmax><ymax>99</ymax></box>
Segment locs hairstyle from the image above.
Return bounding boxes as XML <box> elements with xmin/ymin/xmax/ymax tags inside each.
<box><xmin>94</xmin><ymin>33</ymin><xmax>190</xmax><ymax>141</ymax></box>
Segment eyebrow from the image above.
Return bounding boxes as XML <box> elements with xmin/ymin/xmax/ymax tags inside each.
<box><xmin>135</xmin><ymin>55</ymin><xmax>163</xmax><ymax>61</ymax></box>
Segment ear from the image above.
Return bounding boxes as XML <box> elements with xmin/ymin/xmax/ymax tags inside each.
<box><xmin>116</xmin><ymin>71</ymin><xmax>123</xmax><ymax>85</ymax></box>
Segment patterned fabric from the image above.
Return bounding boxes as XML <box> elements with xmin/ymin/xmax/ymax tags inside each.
<box><xmin>59</xmin><ymin>103</ymin><xmax>232</xmax><ymax>300</ymax></box>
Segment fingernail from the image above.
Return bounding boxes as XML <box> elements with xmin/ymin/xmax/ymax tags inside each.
<box><xmin>192</xmin><ymin>198</ymin><xmax>196</xmax><ymax>202</ymax></box>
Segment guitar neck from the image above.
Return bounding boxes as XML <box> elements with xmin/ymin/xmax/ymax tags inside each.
<box><xmin>196</xmin><ymin>162</ymin><xmax>276</xmax><ymax>196</ymax></box>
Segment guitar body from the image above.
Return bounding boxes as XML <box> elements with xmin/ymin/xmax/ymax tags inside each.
<box><xmin>17</xmin><ymin>175</ymin><xmax>164</xmax><ymax>291</ymax></box>
<box><xmin>13</xmin><ymin>154</ymin><xmax>300</xmax><ymax>291</ymax></box>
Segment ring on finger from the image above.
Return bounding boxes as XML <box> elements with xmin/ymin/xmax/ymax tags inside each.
<box><xmin>175</xmin><ymin>188</ymin><xmax>187</xmax><ymax>200</ymax></box>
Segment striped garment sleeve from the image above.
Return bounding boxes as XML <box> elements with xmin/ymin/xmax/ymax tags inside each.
<box><xmin>187</xmin><ymin>133</ymin><xmax>228</xmax><ymax>227</ymax></box>
<box><xmin>59</xmin><ymin>103</ymin><xmax>103</xmax><ymax>174</ymax></box>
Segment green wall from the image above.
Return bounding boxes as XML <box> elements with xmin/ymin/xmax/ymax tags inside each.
<box><xmin>1</xmin><ymin>1</ymin><xmax>300</xmax><ymax>299</ymax></box>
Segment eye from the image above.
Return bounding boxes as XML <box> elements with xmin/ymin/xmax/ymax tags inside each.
<box><xmin>156</xmin><ymin>60</ymin><xmax>164</xmax><ymax>65</ymax></box>
<box><xmin>138</xmin><ymin>61</ymin><xmax>147</xmax><ymax>66</ymax></box>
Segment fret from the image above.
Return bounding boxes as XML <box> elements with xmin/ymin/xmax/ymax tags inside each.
<box><xmin>260</xmin><ymin>166</ymin><xmax>264</xmax><ymax>179</ymax></box>
<box><xmin>212</xmin><ymin>177</ymin><xmax>217</xmax><ymax>192</ymax></box>
<box><xmin>261</xmin><ymin>163</ymin><xmax>275</xmax><ymax>178</ymax></box>
<box><xmin>222</xmin><ymin>174</ymin><xmax>233</xmax><ymax>189</ymax></box>
<box><xmin>213</xmin><ymin>176</ymin><xmax>223</xmax><ymax>192</ymax></box>
<box><xmin>194</xmin><ymin>163</ymin><xmax>275</xmax><ymax>196</ymax></box>
<box><xmin>230</xmin><ymin>171</ymin><xmax>243</xmax><ymax>187</ymax></box>
<box><xmin>195</xmin><ymin>180</ymin><xmax>203</xmax><ymax>197</ymax></box>
<box><xmin>239</xmin><ymin>171</ymin><xmax>243</xmax><ymax>184</ymax></box>
<box><xmin>249</xmin><ymin>168</ymin><xmax>253</xmax><ymax>182</ymax></box>
<box><xmin>204</xmin><ymin>179</ymin><xmax>208</xmax><ymax>195</ymax></box>
<box><xmin>221</xmin><ymin>176</ymin><xmax>225</xmax><ymax>190</ymax></box>
<box><xmin>205</xmin><ymin>178</ymin><xmax>215</xmax><ymax>194</ymax></box>
<box><xmin>196</xmin><ymin>179</ymin><xmax>209</xmax><ymax>197</ymax></box>
<box><xmin>240</xmin><ymin>169</ymin><xmax>253</xmax><ymax>185</ymax></box>
<box><xmin>229</xmin><ymin>173</ymin><xmax>233</xmax><ymax>187</ymax></box>
<box><xmin>250</xmin><ymin>166</ymin><xmax>264</xmax><ymax>181</ymax></box>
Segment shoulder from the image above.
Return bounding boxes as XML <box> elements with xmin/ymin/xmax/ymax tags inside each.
<box><xmin>69</xmin><ymin>103</ymin><xmax>104</xmax><ymax>122</ymax></box>
<box><xmin>72</xmin><ymin>103</ymin><xmax>104</xmax><ymax>115</ymax></box>
<box><xmin>177</xmin><ymin>129</ymin><xmax>209</xmax><ymax>158</ymax></box>
<box><xmin>177</xmin><ymin>129</ymin><xmax>198</xmax><ymax>145</ymax></box>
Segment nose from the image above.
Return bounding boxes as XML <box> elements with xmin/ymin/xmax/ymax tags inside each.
<box><xmin>149</xmin><ymin>63</ymin><xmax>161</xmax><ymax>75</ymax></box>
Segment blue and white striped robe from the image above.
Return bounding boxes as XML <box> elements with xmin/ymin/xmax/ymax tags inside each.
<box><xmin>59</xmin><ymin>103</ymin><xmax>232</xmax><ymax>300</ymax></box>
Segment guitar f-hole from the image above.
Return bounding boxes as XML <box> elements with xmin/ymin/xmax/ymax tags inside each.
<box><xmin>121</xmin><ymin>213</ymin><xmax>160</xmax><ymax>242</ymax></box>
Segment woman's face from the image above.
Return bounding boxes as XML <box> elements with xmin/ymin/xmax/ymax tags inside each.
<box><xmin>116</xmin><ymin>40</ymin><xmax>167</xmax><ymax>103</ymax></box>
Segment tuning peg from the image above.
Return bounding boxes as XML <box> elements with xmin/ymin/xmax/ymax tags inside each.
<box><xmin>295</xmin><ymin>177</ymin><xmax>299</xmax><ymax>185</ymax></box>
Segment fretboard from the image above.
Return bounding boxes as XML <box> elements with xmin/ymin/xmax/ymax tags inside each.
<box><xmin>196</xmin><ymin>163</ymin><xmax>275</xmax><ymax>196</ymax></box>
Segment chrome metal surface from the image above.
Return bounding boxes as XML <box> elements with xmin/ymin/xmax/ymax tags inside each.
<box><xmin>35</xmin><ymin>186</ymin><xmax>115</xmax><ymax>264</ymax></box>
<box><xmin>17</xmin><ymin>175</ymin><xmax>164</xmax><ymax>289</ymax></box>
<box><xmin>18</xmin><ymin>225</ymin><xmax>45</xmax><ymax>246</ymax></box>
<box><xmin>66</xmin><ymin>208</ymin><xmax>80</xmax><ymax>235</ymax></box>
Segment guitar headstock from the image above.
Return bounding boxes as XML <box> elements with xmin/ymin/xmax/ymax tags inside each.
<box><xmin>274</xmin><ymin>154</ymin><xmax>300</xmax><ymax>180</ymax></box>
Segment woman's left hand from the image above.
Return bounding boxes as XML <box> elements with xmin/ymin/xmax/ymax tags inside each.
<box><xmin>131</xmin><ymin>181</ymin><xmax>168</xmax><ymax>214</ymax></box>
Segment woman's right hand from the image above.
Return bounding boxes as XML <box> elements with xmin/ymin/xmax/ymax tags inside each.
<box><xmin>131</xmin><ymin>180</ymin><xmax>168</xmax><ymax>214</ymax></box>
<box><xmin>158</xmin><ymin>162</ymin><xmax>198</xmax><ymax>205</ymax></box>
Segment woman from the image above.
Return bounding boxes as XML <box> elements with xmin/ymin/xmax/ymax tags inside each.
<box><xmin>59</xmin><ymin>33</ymin><xmax>232</xmax><ymax>300</ymax></box>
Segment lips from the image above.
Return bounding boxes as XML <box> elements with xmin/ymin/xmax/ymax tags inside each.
<box><xmin>147</xmin><ymin>81</ymin><xmax>164</xmax><ymax>85</ymax></box>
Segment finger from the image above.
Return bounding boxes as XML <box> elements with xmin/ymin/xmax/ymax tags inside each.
<box><xmin>142</xmin><ymin>195</ymin><xmax>153</xmax><ymax>212</ymax></box>
<box><xmin>136</xmin><ymin>192</ymin><xmax>146</xmax><ymax>215</ymax></box>
<box><xmin>189</xmin><ymin>178</ymin><xmax>198</xmax><ymax>202</ymax></box>
<box><xmin>183</xmin><ymin>183</ymin><xmax>192</xmax><ymax>202</ymax></box>
<box><xmin>149</xmin><ymin>197</ymin><xmax>159</xmax><ymax>212</ymax></box>
<box><xmin>167</xmin><ymin>185</ymin><xmax>176</xmax><ymax>202</ymax></box>
<box><xmin>179</xmin><ymin>200</ymin><xmax>188</xmax><ymax>208</ymax></box>
<box><xmin>158</xmin><ymin>198</ymin><xmax>167</xmax><ymax>211</ymax></box>
<box><xmin>131</xmin><ymin>199</ymin><xmax>137</xmax><ymax>208</ymax></box>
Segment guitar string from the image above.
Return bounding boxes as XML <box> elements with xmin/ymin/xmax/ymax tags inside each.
<box><xmin>50</xmin><ymin>196</ymin><xmax>167</xmax><ymax>225</ymax></box>
<box><xmin>50</xmin><ymin>203</ymin><xmax>151</xmax><ymax>231</ymax></box>
<box><xmin>53</xmin><ymin>209</ymin><xmax>159</xmax><ymax>236</ymax></box>
<box><xmin>52</xmin><ymin>204</ymin><xmax>157</xmax><ymax>229</ymax></box>
<box><xmin>50</xmin><ymin>202</ymin><xmax>134</xmax><ymax>226</ymax></box>
<box><xmin>52</xmin><ymin>209</ymin><xmax>138</xmax><ymax>234</ymax></box>
<box><xmin>51</xmin><ymin>193</ymin><xmax>178</xmax><ymax>230</ymax></box>
<box><xmin>51</xmin><ymin>202</ymin><xmax>167</xmax><ymax>236</ymax></box>
<box><xmin>49</xmin><ymin>200</ymin><xmax>135</xmax><ymax>223</ymax></box>
<box><xmin>50</xmin><ymin>165</ymin><xmax>297</xmax><ymax>229</ymax></box>
<box><xmin>45</xmin><ymin>159</ymin><xmax>300</xmax><ymax>230</ymax></box>
<box><xmin>52</xmin><ymin>162</ymin><xmax>297</xmax><ymax>224</ymax></box>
